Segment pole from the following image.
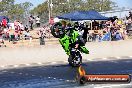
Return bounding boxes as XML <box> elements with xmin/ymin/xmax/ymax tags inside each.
<box><xmin>67</xmin><ymin>0</ymin><xmax>70</xmax><ymax>12</ymax></box>
<box><xmin>51</xmin><ymin>0</ymin><xmax>53</xmax><ymax>17</ymax></box>
<box><xmin>101</xmin><ymin>0</ymin><xmax>103</xmax><ymax>11</ymax></box>
<box><xmin>48</xmin><ymin>0</ymin><xmax>50</xmax><ymax>23</ymax></box>
<box><xmin>91</xmin><ymin>20</ymin><xmax>92</xmax><ymax>30</ymax></box>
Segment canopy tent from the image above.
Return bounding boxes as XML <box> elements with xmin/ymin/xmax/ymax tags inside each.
<box><xmin>0</xmin><ymin>16</ymin><xmax>9</xmax><ymax>22</ymax></box>
<box><xmin>85</xmin><ymin>10</ymin><xmax>109</xmax><ymax>20</ymax></box>
<box><xmin>57</xmin><ymin>10</ymin><xmax>108</xmax><ymax>21</ymax></box>
<box><xmin>57</xmin><ymin>11</ymin><xmax>89</xmax><ymax>21</ymax></box>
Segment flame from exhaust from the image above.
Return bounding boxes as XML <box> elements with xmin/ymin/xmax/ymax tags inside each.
<box><xmin>78</xmin><ymin>66</ymin><xmax>86</xmax><ymax>76</ymax></box>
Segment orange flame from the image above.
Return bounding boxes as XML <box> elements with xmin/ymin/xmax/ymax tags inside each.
<box><xmin>78</xmin><ymin>66</ymin><xmax>86</xmax><ymax>76</ymax></box>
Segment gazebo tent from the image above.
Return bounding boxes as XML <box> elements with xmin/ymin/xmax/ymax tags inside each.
<box><xmin>85</xmin><ymin>10</ymin><xmax>108</xmax><ymax>20</ymax></box>
<box><xmin>57</xmin><ymin>10</ymin><xmax>108</xmax><ymax>21</ymax></box>
<box><xmin>57</xmin><ymin>11</ymin><xmax>89</xmax><ymax>21</ymax></box>
<box><xmin>0</xmin><ymin>16</ymin><xmax>9</xmax><ymax>22</ymax></box>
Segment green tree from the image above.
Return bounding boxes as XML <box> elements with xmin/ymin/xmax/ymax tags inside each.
<box><xmin>21</xmin><ymin>2</ymin><xmax>33</xmax><ymax>23</ymax></box>
<box><xmin>30</xmin><ymin>1</ymin><xmax>49</xmax><ymax>23</ymax></box>
<box><xmin>31</xmin><ymin>0</ymin><xmax>116</xmax><ymax>23</ymax></box>
<box><xmin>0</xmin><ymin>0</ymin><xmax>14</xmax><ymax>14</ymax></box>
<box><xmin>8</xmin><ymin>4</ymin><xmax>24</xmax><ymax>20</ymax></box>
<box><xmin>0</xmin><ymin>0</ymin><xmax>33</xmax><ymax>23</ymax></box>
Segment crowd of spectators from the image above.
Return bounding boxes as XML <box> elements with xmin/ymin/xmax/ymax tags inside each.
<box><xmin>0</xmin><ymin>19</ymin><xmax>32</xmax><ymax>46</ymax></box>
<box><xmin>86</xmin><ymin>11</ymin><xmax>132</xmax><ymax>42</ymax></box>
<box><xmin>0</xmin><ymin>14</ymin><xmax>52</xmax><ymax>47</ymax></box>
<box><xmin>0</xmin><ymin>11</ymin><xmax>132</xmax><ymax>47</ymax></box>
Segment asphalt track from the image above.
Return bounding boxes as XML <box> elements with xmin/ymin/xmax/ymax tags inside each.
<box><xmin>0</xmin><ymin>58</ymin><xmax>132</xmax><ymax>88</ymax></box>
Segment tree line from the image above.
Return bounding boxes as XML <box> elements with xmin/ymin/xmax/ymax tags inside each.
<box><xmin>31</xmin><ymin>0</ymin><xmax>116</xmax><ymax>23</ymax></box>
<box><xmin>0</xmin><ymin>0</ymin><xmax>33</xmax><ymax>23</ymax></box>
<box><xmin>0</xmin><ymin>0</ymin><xmax>117</xmax><ymax>24</ymax></box>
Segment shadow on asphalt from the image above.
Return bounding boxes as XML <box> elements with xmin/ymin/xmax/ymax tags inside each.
<box><xmin>1</xmin><ymin>59</ymin><xmax>132</xmax><ymax>80</ymax></box>
<box><xmin>0</xmin><ymin>59</ymin><xmax>132</xmax><ymax>88</ymax></box>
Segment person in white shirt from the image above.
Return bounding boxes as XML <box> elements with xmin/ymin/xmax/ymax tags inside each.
<box><xmin>36</xmin><ymin>16</ymin><xmax>40</xmax><ymax>27</ymax></box>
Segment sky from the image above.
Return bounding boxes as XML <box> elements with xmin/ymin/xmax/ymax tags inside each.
<box><xmin>111</xmin><ymin>0</ymin><xmax>132</xmax><ymax>9</ymax></box>
<box><xmin>15</xmin><ymin>0</ymin><xmax>132</xmax><ymax>9</ymax></box>
<box><xmin>15</xmin><ymin>0</ymin><xmax>44</xmax><ymax>8</ymax></box>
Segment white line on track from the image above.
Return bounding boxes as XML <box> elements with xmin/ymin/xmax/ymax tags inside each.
<box><xmin>66</xmin><ymin>80</ymin><xmax>70</xmax><ymax>82</ymax></box>
<box><xmin>19</xmin><ymin>73</ymin><xmax>23</xmax><ymax>75</ymax></box>
<box><xmin>1</xmin><ymin>66</ymin><xmax>5</xmax><ymax>68</ymax></box>
<box><xmin>32</xmin><ymin>75</ymin><xmax>35</xmax><ymax>76</ymax></box>
<box><xmin>129</xmin><ymin>56</ymin><xmax>132</xmax><ymax>58</ymax></box>
<box><xmin>53</xmin><ymin>78</ymin><xmax>56</xmax><ymax>80</ymax></box>
<box><xmin>125</xmin><ymin>61</ymin><xmax>131</xmax><ymax>63</ymax></box>
<box><xmin>14</xmin><ymin>65</ymin><xmax>18</xmax><ymax>67</ymax></box>
<box><xmin>109</xmin><ymin>60</ymin><xmax>115</xmax><ymax>62</ymax></box>
<box><xmin>25</xmin><ymin>64</ymin><xmax>30</xmax><ymax>66</ymax></box>
<box><xmin>116</xmin><ymin>57</ymin><xmax>121</xmax><ymax>59</ymax></box>
<box><xmin>102</xmin><ymin>58</ymin><xmax>107</xmax><ymax>60</ymax></box>
<box><xmin>94</xmin><ymin>87</ymin><xmax>102</xmax><ymax>88</ymax></box>
<box><xmin>87</xmin><ymin>59</ymin><xmax>93</xmax><ymax>61</ymax></box>
<box><xmin>51</xmin><ymin>62</ymin><xmax>57</xmax><ymax>64</ymax></box>
<box><xmin>2</xmin><ymin>70</ymin><xmax>7</xmax><ymax>73</ymax></box>
<box><xmin>37</xmin><ymin>62</ymin><xmax>42</xmax><ymax>65</ymax></box>
<box><xmin>25</xmin><ymin>73</ymin><xmax>29</xmax><ymax>76</ymax></box>
<box><xmin>95</xmin><ymin>83</ymin><xmax>132</xmax><ymax>88</ymax></box>
<box><xmin>120</xmin><ymin>69</ymin><xmax>132</xmax><ymax>73</ymax></box>
<box><xmin>11</xmin><ymin>72</ymin><xmax>15</xmax><ymax>74</ymax></box>
<box><xmin>63</xmin><ymin>61</ymin><xmax>67</xmax><ymax>63</ymax></box>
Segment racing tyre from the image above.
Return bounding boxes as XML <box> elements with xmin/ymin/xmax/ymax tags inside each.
<box><xmin>79</xmin><ymin>76</ymin><xmax>87</xmax><ymax>85</ymax></box>
<box><xmin>50</xmin><ymin>22</ymin><xmax>62</xmax><ymax>38</ymax></box>
<box><xmin>68</xmin><ymin>52</ymin><xmax>82</xmax><ymax>67</ymax></box>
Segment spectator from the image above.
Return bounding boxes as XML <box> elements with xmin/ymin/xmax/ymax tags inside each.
<box><xmin>126</xmin><ymin>17</ymin><xmax>132</xmax><ymax>32</ymax></box>
<box><xmin>9</xmin><ymin>28</ymin><xmax>15</xmax><ymax>43</ymax></box>
<box><xmin>1</xmin><ymin>18</ymin><xmax>7</xmax><ymax>28</ymax></box>
<box><xmin>115</xmin><ymin>32</ymin><xmax>122</xmax><ymax>40</ymax></box>
<box><xmin>37</xmin><ymin>28</ymin><xmax>46</xmax><ymax>45</ymax></box>
<box><xmin>129</xmin><ymin>11</ymin><xmax>132</xmax><ymax>19</ymax></box>
<box><xmin>45</xmin><ymin>26</ymin><xmax>51</xmax><ymax>39</ymax></box>
<box><xmin>29</xmin><ymin>15</ymin><xmax>34</xmax><ymax>30</ymax></box>
<box><xmin>82</xmin><ymin>25</ymin><xmax>89</xmax><ymax>43</ymax></box>
<box><xmin>20</xmin><ymin>23</ymin><xmax>24</xmax><ymax>31</ymax></box>
<box><xmin>14</xmin><ymin>21</ymin><xmax>20</xmax><ymax>40</ymax></box>
<box><xmin>49</xmin><ymin>17</ymin><xmax>54</xmax><ymax>26</ymax></box>
<box><xmin>36</xmin><ymin>16</ymin><xmax>40</xmax><ymax>27</ymax></box>
<box><xmin>23</xmin><ymin>30</ymin><xmax>31</xmax><ymax>40</ymax></box>
<box><xmin>24</xmin><ymin>25</ymin><xmax>29</xmax><ymax>31</ymax></box>
<box><xmin>0</xmin><ymin>29</ymin><xmax>5</xmax><ymax>47</ymax></box>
